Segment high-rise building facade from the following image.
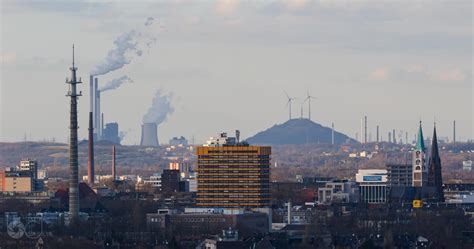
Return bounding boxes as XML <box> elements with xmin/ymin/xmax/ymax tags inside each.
<box><xmin>387</xmin><ymin>164</ymin><xmax>412</xmax><ymax>187</ymax></box>
<box><xmin>196</xmin><ymin>133</ymin><xmax>271</xmax><ymax>208</ymax></box>
<box><xmin>161</xmin><ymin>169</ymin><xmax>180</xmax><ymax>196</ymax></box>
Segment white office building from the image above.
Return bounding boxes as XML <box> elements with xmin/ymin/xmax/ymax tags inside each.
<box><xmin>356</xmin><ymin>169</ymin><xmax>388</xmax><ymax>204</ymax></box>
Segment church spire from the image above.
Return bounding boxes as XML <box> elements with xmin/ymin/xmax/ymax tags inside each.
<box><xmin>416</xmin><ymin>121</ymin><xmax>426</xmax><ymax>151</ymax></box>
<box><xmin>428</xmin><ymin>123</ymin><xmax>444</xmax><ymax>202</ymax></box>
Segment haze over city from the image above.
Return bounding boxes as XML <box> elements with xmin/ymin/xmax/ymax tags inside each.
<box><xmin>1</xmin><ymin>0</ymin><xmax>472</xmax><ymax>145</ymax></box>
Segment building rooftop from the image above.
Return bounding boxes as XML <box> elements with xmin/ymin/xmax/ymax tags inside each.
<box><xmin>204</xmin><ymin>131</ymin><xmax>248</xmax><ymax>147</ymax></box>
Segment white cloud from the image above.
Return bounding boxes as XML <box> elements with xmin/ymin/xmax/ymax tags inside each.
<box><xmin>368</xmin><ymin>67</ymin><xmax>390</xmax><ymax>80</ymax></box>
<box><xmin>0</xmin><ymin>52</ymin><xmax>16</xmax><ymax>64</ymax></box>
<box><xmin>436</xmin><ymin>69</ymin><xmax>466</xmax><ymax>82</ymax></box>
<box><xmin>404</xmin><ymin>64</ymin><xmax>424</xmax><ymax>73</ymax></box>
<box><xmin>215</xmin><ymin>0</ymin><xmax>239</xmax><ymax>16</ymax></box>
<box><xmin>284</xmin><ymin>0</ymin><xmax>310</xmax><ymax>10</ymax></box>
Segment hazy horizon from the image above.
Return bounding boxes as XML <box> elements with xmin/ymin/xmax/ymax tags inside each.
<box><xmin>1</xmin><ymin>0</ymin><xmax>472</xmax><ymax>145</ymax></box>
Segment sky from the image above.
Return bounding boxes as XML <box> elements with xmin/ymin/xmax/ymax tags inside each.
<box><xmin>1</xmin><ymin>0</ymin><xmax>472</xmax><ymax>145</ymax></box>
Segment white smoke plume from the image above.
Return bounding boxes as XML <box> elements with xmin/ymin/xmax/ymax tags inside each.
<box><xmin>99</xmin><ymin>75</ymin><xmax>133</xmax><ymax>92</ymax></box>
<box><xmin>90</xmin><ymin>17</ymin><xmax>158</xmax><ymax>76</ymax></box>
<box><xmin>143</xmin><ymin>89</ymin><xmax>174</xmax><ymax>124</ymax></box>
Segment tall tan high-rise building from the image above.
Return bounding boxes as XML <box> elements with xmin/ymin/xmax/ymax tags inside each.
<box><xmin>196</xmin><ymin>132</ymin><xmax>271</xmax><ymax>208</ymax></box>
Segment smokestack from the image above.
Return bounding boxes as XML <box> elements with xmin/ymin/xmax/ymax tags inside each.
<box><xmin>331</xmin><ymin>123</ymin><xmax>335</xmax><ymax>145</ymax></box>
<box><xmin>376</xmin><ymin>125</ymin><xmax>379</xmax><ymax>143</ymax></box>
<box><xmin>393</xmin><ymin>129</ymin><xmax>396</xmax><ymax>144</ymax></box>
<box><xmin>89</xmin><ymin>75</ymin><xmax>94</xmax><ymax>113</ymax></box>
<box><xmin>112</xmin><ymin>146</ymin><xmax>116</xmax><ymax>180</ymax></box>
<box><xmin>97</xmin><ymin>91</ymin><xmax>101</xmax><ymax>140</ymax></box>
<box><xmin>453</xmin><ymin>120</ymin><xmax>456</xmax><ymax>143</ymax></box>
<box><xmin>101</xmin><ymin>113</ymin><xmax>104</xmax><ymax>137</ymax></box>
<box><xmin>66</xmin><ymin>45</ymin><xmax>80</xmax><ymax>223</ymax></box>
<box><xmin>364</xmin><ymin>116</ymin><xmax>367</xmax><ymax>144</ymax></box>
<box><xmin>87</xmin><ymin>112</ymin><xmax>95</xmax><ymax>186</ymax></box>
<box><xmin>406</xmin><ymin>131</ymin><xmax>408</xmax><ymax>145</ymax></box>
<box><xmin>360</xmin><ymin>117</ymin><xmax>364</xmax><ymax>143</ymax></box>
<box><xmin>140</xmin><ymin>123</ymin><xmax>159</xmax><ymax>146</ymax></box>
<box><xmin>94</xmin><ymin>78</ymin><xmax>99</xmax><ymax>140</ymax></box>
<box><xmin>388</xmin><ymin>132</ymin><xmax>392</xmax><ymax>143</ymax></box>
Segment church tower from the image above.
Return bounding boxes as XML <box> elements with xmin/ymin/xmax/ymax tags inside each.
<box><xmin>428</xmin><ymin>124</ymin><xmax>445</xmax><ymax>202</ymax></box>
<box><xmin>412</xmin><ymin>121</ymin><xmax>427</xmax><ymax>187</ymax></box>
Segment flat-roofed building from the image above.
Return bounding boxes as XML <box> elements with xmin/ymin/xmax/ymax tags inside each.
<box><xmin>356</xmin><ymin>169</ymin><xmax>388</xmax><ymax>204</ymax></box>
<box><xmin>196</xmin><ymin>132</ymin><xmax>271</xmax><ymax>208</ymax></box>
<box><xmin>4</xmin><ymin>171</ymin><xmax>34</xmax><ymax>192</ymax></box>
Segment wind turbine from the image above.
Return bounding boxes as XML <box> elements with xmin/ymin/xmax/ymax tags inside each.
<box><xmin>304</xmin><ymin>89</ymin><xmax>317</xmax><ymax>121</ymax></box>
<box><xmin>284</xmin><ymin>91</ymin><xmax>297</xmax><ymax>120</ymax></box>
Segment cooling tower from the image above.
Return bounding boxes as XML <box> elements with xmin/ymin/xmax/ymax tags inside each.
<box><xmin>140</xmin><ymin>123</ymin><xmax>159</xmax><ymax>146</ymax></box>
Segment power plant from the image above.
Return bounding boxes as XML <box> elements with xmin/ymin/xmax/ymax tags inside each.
<box><xmin>140</xmin><ymin>123</ymin><xmax>159</xmax><ymax>146</ymax></box>
<box><xmin>65</xmin><ymin>45</ymin><xmax>81</xmax><ymax>223</ymax></box>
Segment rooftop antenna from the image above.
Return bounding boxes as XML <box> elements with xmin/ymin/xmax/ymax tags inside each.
<box><xmin>304</xmin><ymin>89</ymin><xmax>317</xmax><ymax>121</ymax></box>
<box><xmin>284</xmin><ymin>90</ymin><xmax>297</xmax><ymax>120</ymax></box>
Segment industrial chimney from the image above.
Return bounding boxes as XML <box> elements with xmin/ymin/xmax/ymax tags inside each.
<box><xmin>87</xmin><ymin>112</ymin><xmax>94</xmax><ymax>186</ymax></box>
<box><xmin>88</xmin><ymin>75</ymin><xmax>95</xmax><ymax>186</ymax></box>
<box><xmin>112</xmin><ymin>145</ymin><xmax>116</xmax><ymax>180</ymax></box>
<box><xmin>453</xmin><ymin>120</ymin><xmax>456</xmax><ymax>144</ymax></box>
<box><xmin>94</xmin><ymin>78</ymin><xmax>99</xmax><ymax>140</ymax></box>
<box><xmin>96</xmin><ymin>89</ymin><xmax>101</xmax><ymax>140</ymax></box>
<box><xmin>364</xmin><ymin>116</ymin><xmax>368</xmax><ymax>144</ymax></box>
<box><xmin>376</xmin><ymin>125</ymin><xmax>379</xmax><ymax>143</ymax></box>
<box><xmin>140</xmin><ymin>123</ymin><xmax>159</xmax><ymax>146</ymax></box>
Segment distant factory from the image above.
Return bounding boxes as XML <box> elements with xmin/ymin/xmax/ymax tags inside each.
<box><xmin>89</xmin><ymin>75</ymin><xmax>122</xmax><ymax>145</ymax></box>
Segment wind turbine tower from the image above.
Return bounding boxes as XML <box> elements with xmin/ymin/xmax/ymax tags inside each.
<box><xmin>284</xmin><ymin>91</ymin><xmax>297</xmax><ymax>120</ymax></box>
<box><xmin>304</xmin><ymin>90</ymin><xmax>317</xmax><ymax>121</ymax></box>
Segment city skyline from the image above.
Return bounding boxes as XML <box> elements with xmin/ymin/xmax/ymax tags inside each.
<box><xmin>1</xmin><ymin>0</ymin><xmax>472</xmax><ymax>144</ymax></box>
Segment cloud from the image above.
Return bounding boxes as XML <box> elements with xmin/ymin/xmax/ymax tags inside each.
<box><xmin>436</xmin><ymin>69</ymin><xmax>467</xmax><ymax>82</ymax></box>
<box><xmin>368</xmin><ymin>67</ymin><xmax>390</xmax><ymax>80</ymax></box>
<box><xmin>284</xmin><ymin>0</ymin><xmax>310</xmax><ymax>10</ymax></box>
<box><xmin>0</xmin><ymin>52</ymin><xmax>17</xmax><ymax>64</ymax></box>
<box><xmin>215</xmin><ymin>0</ymin><xmax>239</xmax><ymax>16</ymax></box>
<box><xmin>368</xmin><ymin>65</ymin><xmax>470</xmax><ymax>83</ymax></box>
<box><xmin>404</xmin><ymin>64</ymin><xmax>424</xmax><ymax>74</ymax></box>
